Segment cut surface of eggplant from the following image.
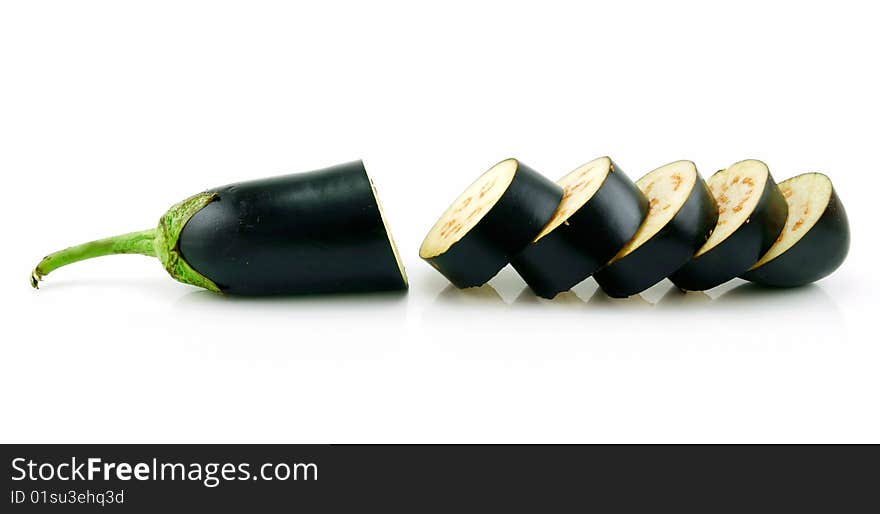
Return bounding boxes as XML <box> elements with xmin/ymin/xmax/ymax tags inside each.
<box><xmin>741</xmin><ymin>173</ymin><xmax>849</xmax><ymax>287</ymax></box>
<box><xmin>669</xmin><ymin>159</ymin><xmax>787</xmax><ymax>290</ymax></box>
<box><xmin>510</xmin><ymin>157</ymin><xmax>648</xmax><ymax>298</ymax></box>
<box><xmin>419</xmin><ymin>158</ymin><xmax>563</xmax><ymax>288</ymax></box>
<box><xmin>179</xmin><ymin>161</ymin><xmax>408</xmax><ymax>295</ymax></box>
<box><xmin>593</xmin><ymin>160</ymin><xmax>718</xmax><ymax>298</ymax></box>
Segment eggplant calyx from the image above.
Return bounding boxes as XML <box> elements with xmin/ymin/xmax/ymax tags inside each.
<box><xmin>153</xmin><ymin>192</ymin><xmax>222</xmax><ymax>293</ymax></box>
<box><xmin>30</xmin><ymin>192</ymin><xmax>221</xmax><ymax>293</ymax></box>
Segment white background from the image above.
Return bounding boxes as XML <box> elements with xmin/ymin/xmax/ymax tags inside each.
<box><xmin>1</xmin><ymin>1</ymin><xmax>877</xmax><ymax>443</ymax></box>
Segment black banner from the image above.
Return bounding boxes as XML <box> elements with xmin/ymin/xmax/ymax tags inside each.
<box><xmin>2</xmin><ymin>445</ymin><xmax>877</xmax><ymax>512</ymax></box>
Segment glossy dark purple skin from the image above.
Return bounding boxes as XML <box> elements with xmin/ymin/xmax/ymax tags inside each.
<box><xmin>669</xmin><ymin>171</ymin><xmax>788</xmax><ymax>291</ymax></box>
<box><xmin>741</xmin><ymin>187</ymin><xmax>849</xmax><ymax>287</ymax></box>
<box><xmin>422</xmin><ymin>160</ymin><xmax>563</xmax><ymax>288</ymax></box>
<box><xmin>510</xmin><ymin>161</ymin><xmax>649</xmax><ymax>299</ymax></box>
<box><xmin>593</xmin><ymin>175</ymin><xmax>718</xmax><ymax>298</ymax></box>
<box><xmin>178</xmin><ymin>161</ymin><xmax>407</xmax><ymax>295</ymax></box>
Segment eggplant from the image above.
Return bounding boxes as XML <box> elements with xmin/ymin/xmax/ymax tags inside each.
<box><xmin>419</xmin><ymin>158</ymin><xmax>563</xmax><ymax>288</ymax></box>
<box><xmin>669</xmin><ymin>159</ymin><xmax>788</xmax><ymax>291</ymax></box>
<box><xmin>741</xmin><ymin>172</ymin><xmax>849</xmax><ymax>287</ymax></box>
<box><xmin>593</xmin><ymin>160</ymin><xmax>718</xmax><ymax>298</ymax></box>
<box><xmin>31</xmin><ymin>161</ymin><xmax>408</xmax><ymax>295</ymax></box>
<box><xmin>509</xmin><ymin>157</ymin><xmax>649</xmax><ymax>298</ymax></box>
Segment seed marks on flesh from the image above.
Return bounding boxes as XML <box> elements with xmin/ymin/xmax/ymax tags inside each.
<box><xmin>479</xmin><ymin>178</ymin><xmax>497</xmax><ymax>199</ymax></box>
<box><xmin>454</xmin><ymin>196</ymin><xmax>472</xmax><ymax>214</ymax></box>
<box><xmin>466</xmin><ymin>206</ymin><xmax>483</xmax><ymax>221</ymax></box>
<box><xmin>439</xmin><ymin>219</ymin><xmax>457</xmax><ymax>238</ymax></box>
<box><xmin>671</xmin><ymin>174</ymin><xmax>683</xmax><ymax>191</ymax></box>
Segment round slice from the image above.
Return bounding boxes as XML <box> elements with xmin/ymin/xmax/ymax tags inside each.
<box><xmin>510</xmin><ymin>157</ymin><xmax>648</xmax><ymax>298</ymax></box>
<box><xmin>741</xmin><ymin>173</ymin><xmax>849</xmax><ymax>287</ymax></box>
<box><xmin>419</xmin><ymin>158</ymin><xmax>563</xmax><ymax>288</ymax></box>
<box><xmin>593</xmin><ymin>160</ymin><xmax>718</xmax><ymax>298</ymax></box>
<box><xmin>669</xmin><ymin>159</ymin><xmax>788</xmax><ymax>291</ymax></box>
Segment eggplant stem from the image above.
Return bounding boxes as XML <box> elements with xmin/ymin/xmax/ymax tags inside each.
<box><xmin>31</xmin><ymin>229</ymin><xmax>157</xmax><ymax>288</ymax></box>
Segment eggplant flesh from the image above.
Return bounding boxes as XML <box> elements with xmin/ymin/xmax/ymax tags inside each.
<box><xmin>179</xmin><ymin>161</ymin><xmax>408</xmax><ymax>295</ymax></box>
<box><xmin>593</xmin><ymin>160</ymin><xmax>718</xmax><ymax>298</ymax></box>
<box><xmin>669</xmin><ymin>160</ymin><xmax>788</xmax><ymax>291</ymax></box>
<box><xmin>741</xmin><ymin>173</ymin><xmax>849</xmax><ymax>287</ymax></box>
<box><xmin>419</xmin><ymin>159</ymin><xmax>563</xmax><ymax>288</ymax></box>
<box><xmin>510</xmin><ymin>157</ymin><xmax>649</xmax><ymax>298</ymax></box>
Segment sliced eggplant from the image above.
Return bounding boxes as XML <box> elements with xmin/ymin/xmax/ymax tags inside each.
<box><xmin>510</xmin><ymin>157</ymin><xmax>649</xmax><ymax>298</ymax></box>
<box><xmin>419</xmin><ymin>158</ymin><xmax>563</xmax><ymax>288</ymax></box>
<box><xmin>741</xmin><ymin>173</ymin><xmax>849</xmax><ymax>287</ymax></box>
<box><xmin>593</xmin><ymin>160</ymin><xmax>718</xmax><ymax>298</ymax></box>
<box><xmin>669</xmin><ymin>159</ymin><xmax>788</xmax><ymax>290</ymax></box>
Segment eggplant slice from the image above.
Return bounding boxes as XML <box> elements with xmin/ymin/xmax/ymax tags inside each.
<box><xmin>593</xmin><ymin>160</ymin><xmax>718</xmax><ymax>298</ymax></box>
<box><xmin>669</xmin><ymin>159</ymin><xmax>788</xmax><ymax>290</ymax></box>
<box><xmin>178</xmin><ymin>161</ymin><xmax>408</xmax><ymax>295</ymax></box>
<box><xmin>741</xmin><ymin>173</ymin><xmax>849</xmax><ymax>287</ymax></box>
<box><xmin>419</xmin><ymin>158</ymin><xmax>563</xmax><ymax>288</ymax></box>
<box><xmin>510</xmin><ymin>157</ymin><xmax>649</xmax><ymax>298</ymax></box>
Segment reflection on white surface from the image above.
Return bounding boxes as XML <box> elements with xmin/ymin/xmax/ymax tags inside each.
<box><xmin>420</xmin><ymin>269</ymin><xmax>847</xmax><ymax>363</ymax></box>
<box><xmin>715</xmin><ymin>281</ymin><xmax>839</xmax><ymax>308</ymax></box>
<box><xmin>586</xmin><ymin>287</ymin><xmax>655</xmax><ymax>309</ymax></box>
<box><xmin>435</xmin><ymin>284</ymin><xmax>505</xmax><ymax>304</ymax></box>
<box><xmin>177</xmin><ymin>287</ymin><xmax>408</xmax><ymax>308</ymax></box>
<box><xmin>169</xmin><ymin>287</ymin><xmax>409</xmax><ymax>364</ymax></box>
<box><xmin>657</xmin><ymin>287</ymin><xmax>712</xmax><ymax>308</ymax></box>
<box><xmin>514</xmin><ymin>289</ymin><xmax>586</xmax><ymax>307</ymax></box>
<box><xmin>428</xmin><ymin>273</ymin><xmax>841</xmax><ymax>319</ymax></box>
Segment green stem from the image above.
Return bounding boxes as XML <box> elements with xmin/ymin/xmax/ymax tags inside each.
<box><xmin>31</xmin><ymin>229</ymin><xmax>157</xmax><ymax>288</ymax></box>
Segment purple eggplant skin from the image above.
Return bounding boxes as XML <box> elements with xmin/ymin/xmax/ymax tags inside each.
<box><xmin>741</xmin><ymin>187</ymin><xmax>849</xmax><ymax>287</ymax></box>
<box><xmin>178</xmin><ymin>161</ymin><xmax>407</xmax><ymax>295</ymax></box>
<box><xmin>669</xmin><ymin>171</ymin><xmax>788</xmax><ymax>291</ymax></box>
<box><xmin>422</xmin><ymin>160</ymin><xmax>563</xmax><ymax>288</ymax></box>
<box><xmin>593</xmin><ymin>175</ymin><xmax>718</xmax><ymax>298</ymax></box>
<box><xmin>510</xmin><ymin>160</ymin><xmax>649</xmax><ymax>299</ymax></box>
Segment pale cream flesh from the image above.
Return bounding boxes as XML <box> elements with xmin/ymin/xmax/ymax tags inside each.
<box><xmin>419</xmin><ymin>159</ymin><xmax>518</xmax><ymax>258</ymax></box>
<box><xmin>607</xmin><ymin>160</ymin><xmax>698</xmax><ymax>264</ymax></box>
<box><xmin>533</xmin><ymin>156</ymin><xmax>612</xmax><ymax>242</ymax></box>
<box><xmin>695</xmin><ymin>159</ymin><xmax>769</xmax><ymax>257</ymax></box>
<box><xmin>750</xmin><ymin>173</ymin><xmax>832</xmax><ymax>269</ymax></box>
